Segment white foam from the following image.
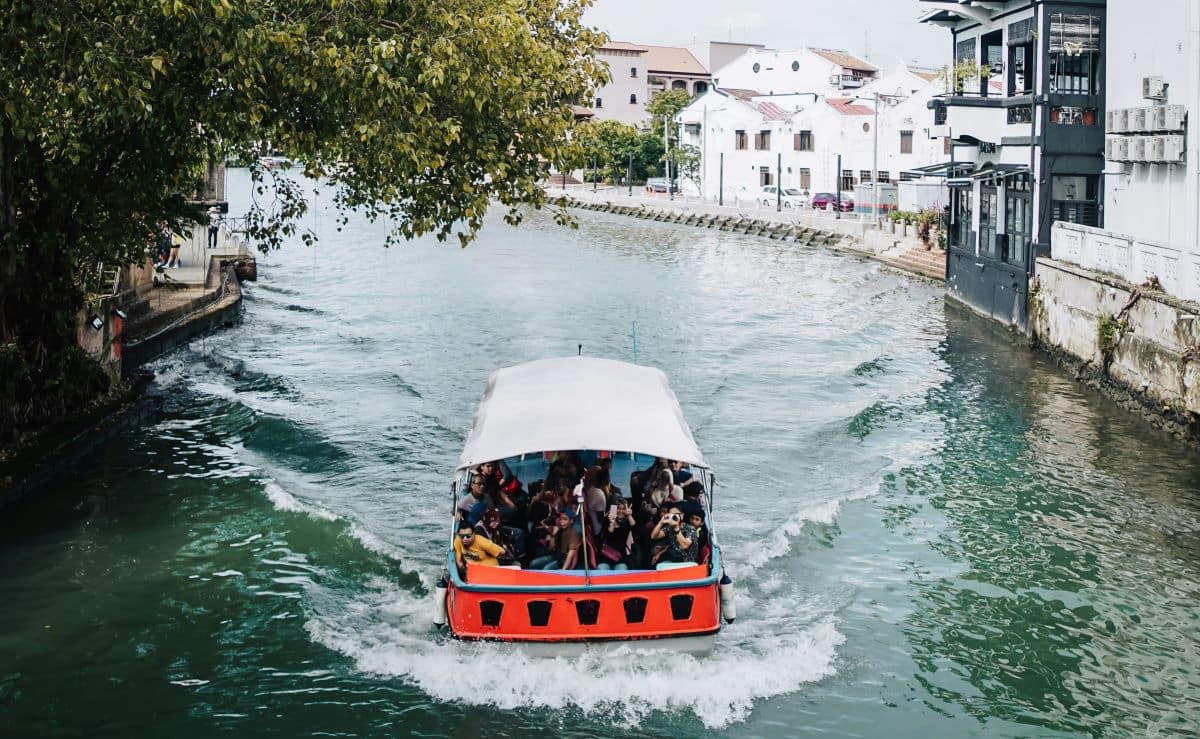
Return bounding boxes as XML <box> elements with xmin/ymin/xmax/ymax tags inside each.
<box><xmin>263</xmin><ymin>481</ymin><xmax>339</xmax><ymax>521</ymax></box>
<box><xmin>304</xmin><ymin>580</ymin><xmax>844</xmax><ymax>729</ymax></box>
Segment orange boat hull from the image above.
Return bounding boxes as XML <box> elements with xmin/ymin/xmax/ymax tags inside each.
<box><xmin>447</xmin><ymin>566</ymin><xmax>721</xmax><ymax>642</ymax></box>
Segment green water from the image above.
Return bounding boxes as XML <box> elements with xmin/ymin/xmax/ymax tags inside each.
<box><xmin>2</xmin><ymin>171</ymin><xmax>1199</xmax><ymax>737</ymax></box>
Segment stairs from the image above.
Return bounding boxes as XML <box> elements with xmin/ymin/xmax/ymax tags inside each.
<box><xmin>886</xmin><ymin>246</ymin><xmax>946</xmax><ymax>281</ymax></box>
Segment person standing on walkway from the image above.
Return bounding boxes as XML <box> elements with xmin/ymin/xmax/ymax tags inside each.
<box><xmin>165</xmin><ymin>223</ymin><xmax>181</xmax><ymax>268</ymax></box>
<box><xmin>207</xmin><ymin>206</ymin><xmax>221</xmax><ymax>249</ymax></box>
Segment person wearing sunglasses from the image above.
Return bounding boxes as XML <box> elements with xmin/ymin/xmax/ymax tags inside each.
<box><xmin>453</xmin><ymin>520</ymin><xmax>507</xmax><ymax>578</ymax></box>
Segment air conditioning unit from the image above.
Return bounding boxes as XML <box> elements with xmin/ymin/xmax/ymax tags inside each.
<box><xmin>1127</xmin><ymin>107</ymin><xmax>1149</xmax><ymax>132</ymax></box>
<box><xmin>1161</xmin><ymin>134</ymin><xmax>1186</xmax><ymax>163</ymax></box>
<box><xmin>1106</xmin><ymin>136</ymin><xmax>1130</xmax><ymax>162</ymax></box>
<box><xmin>1158</xmin><ymin>105</ymin><xmax>1187</xmax><ymax>133</ymax></box>
<box><xmin>1107</xmin><ymin>108</ymin><xmax>1129</xmax><ymax>133</ymax></box>
<box><xmin>1147</xmin><ymin>136</ymin><xmax>1166</xmax><ymax>162</ymax></box>
<box><xmin>1143</xmin><ymin>75</ymin><xmax>1167</xmax><ymax>101</ymax></box>
<box><xmin>1127</xmin><ymin>136</ymin><xmax>1147</xmax><ymax>161</ymax></box>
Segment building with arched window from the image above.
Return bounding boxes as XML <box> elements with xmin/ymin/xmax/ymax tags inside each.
<box><xmin>591</xmin><ymin>41</ymin><xmax>711</xmax><ymax>129</ymax></box>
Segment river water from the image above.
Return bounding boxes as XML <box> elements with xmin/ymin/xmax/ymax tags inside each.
<box><xmin>3</xmin><ymin>170</ymin><xmax>1200</xmax><ymax>737</ymax></box>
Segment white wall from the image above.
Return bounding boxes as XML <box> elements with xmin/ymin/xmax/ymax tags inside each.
<box><xmin>594</xmin><ymin>49</ymin><xmax>649</xmax><ymax>127</ymax></box>
<box><xmin>713</xmin><ymin>48</ymin><xmax>852</xmax><ymax>96</ymax></box>
<box><xmin>1104</xmin><ymin>0</ymin><xmax>1197</xmax><ymax>261</ymax></box>
<box><xmin>679</xmin><ymin>90</ymin><xmax>944</xmax><ymax>205</ymax></box>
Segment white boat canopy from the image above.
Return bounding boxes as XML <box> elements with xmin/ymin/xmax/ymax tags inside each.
<box><xmin>456</xmin><ymin>357</ymin><xmax>707</xmax><ymax>471</ymax></box>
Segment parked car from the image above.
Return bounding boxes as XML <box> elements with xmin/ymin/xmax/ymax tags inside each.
<box><xmin>645</xmin><ymin>178</ymin><xmax>670</xmax><ymax>193</ymax></box>
<box><xmin>759</xmin><ymin>186</ymin><xmax>810</xmax><ymax>209</ymax></box>
<box><xmin>811</xmin><ymin>192</ymin><xmax>854</xmax><ymax>212</ymax></box>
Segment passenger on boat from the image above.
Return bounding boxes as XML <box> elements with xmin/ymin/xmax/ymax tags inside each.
<box><xmin>582</xmin><ymin>465</ymin><xmax>609</xmax><ymax>535</ymax></box>
<box><xmin>681</xmin><ymin>501</ymin><xmax>710</xmax><ymax>563</ymax></box>
<box><xmin>629</xmin><ymin>457</ymin><xmax>668</xmax><ymax>509</ymax></box>
<box><xmin>529</xmin><ymin>509</ymin><xmax>583</xmax><ymax>570</ymax></box>
<box><xmin>596</xmin><ymin>499</ymin><xmax>637</xmax><ymax>570</ymax></box>
<box><xmin>453</xmin><ymin>521</ymin><xmax>507</xmax><ymax>576</ymax></box>
<box><xmin>456</xmin><ymin>474</ymin><xmax>491</xmax><ymax>524</ymax></box>
<box><xmin>595</xmin><ymin>456</ymin><xmax>623</xmax><ymax>499</ymax></box>
<box><xmin>649</xmin><ymin>503</ymin><xmax>697</xmax><ymax>566</ymax></box>
<box><xmin>473</xmin><ymin>506</ymin><xmax>525</xmax><ymax>561</ymax></box>
<box><xmin>640</xmin><ymin>468</ymin><xmax>683</xmax><ymax>519</ymax></box>
<box><xmin>525</xmin><ymin>482</ymin><xmax>557</xmax><ymax>534</ymax></box>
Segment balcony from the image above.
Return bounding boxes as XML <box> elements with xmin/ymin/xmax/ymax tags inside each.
<box><xmin>830</xmin><ymin>74</ymin><xmax>865</xmax><ymax>89</ymax></box>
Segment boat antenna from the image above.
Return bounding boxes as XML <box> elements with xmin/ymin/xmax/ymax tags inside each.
<box><xmin>575</xmin><ymin>476</ymin><xmax>590</xmax><ymax>587</ymax></box>
<box><xmin>578</xmin><ymin>343</ymin><xmax>582</xmax><ymax>356</ymax></box>
<box><xmin>631</xmin><ymin>321</ymin><xmax>638</xmax><ymax>364</ymax></box>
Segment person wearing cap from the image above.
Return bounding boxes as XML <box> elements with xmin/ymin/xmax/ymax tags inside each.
<box><xmin>453</xmin><ymin>520</ymin><xmax>506</xmax><ymax>577</ymax></box>
<box><xmin>529</xmin><ymin>508</ymin><xmax>582</xmax><ymax>570</ymax></box>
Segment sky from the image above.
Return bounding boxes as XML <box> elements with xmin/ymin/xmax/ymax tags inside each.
<box><xmin>582</xmin><ymin>0</ymin><xmax>950</xmax><ymax>71</ymax></box>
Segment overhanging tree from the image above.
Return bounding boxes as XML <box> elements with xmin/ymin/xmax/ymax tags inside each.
<box><xmin>0</xmin><ymin>0</ymin><xmax>605</xmax><ymax>438</ymax></box>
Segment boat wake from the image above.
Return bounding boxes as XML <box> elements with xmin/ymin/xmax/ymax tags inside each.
<box><xmin>304</xmin><ymin>576</ymin><xmax>844</xmax><ymax>729</ymax></box>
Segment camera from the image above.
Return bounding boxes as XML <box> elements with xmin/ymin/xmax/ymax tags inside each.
<box><xmin>666</xmin><ymin>513</ymin><xmax>680</xmax><ymax>523</ymax></box>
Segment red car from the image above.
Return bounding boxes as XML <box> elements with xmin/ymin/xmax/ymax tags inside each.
<box><xmin>811</xmin><ymin>192</ymin><xmax>854</xmax><ymax>212</ymax></box>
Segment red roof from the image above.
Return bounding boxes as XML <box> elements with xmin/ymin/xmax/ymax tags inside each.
<box><xmin>756</xmin><ymin>101</ymin><xmax>792</xmax><ymax>120</ymax></box>
<box><xmin>827</xmin><ymin>98</ymin><xmax>873</xmax><ymax>116</ymax></box>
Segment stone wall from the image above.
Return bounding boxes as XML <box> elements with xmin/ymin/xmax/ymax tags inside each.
<box><xmin>1031</xmin><ymin>257</ymin><xmax>1200</xmax><ymax>442</ymax></box>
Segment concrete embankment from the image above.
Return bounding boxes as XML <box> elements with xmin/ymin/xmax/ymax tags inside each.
<box><xmin>0</xmin><ymin>230</ymin><xmax>254</xmax><ymax>506</ymax></box>
<box><xmin>554</xmin><ymin>187</ymin><xmax>947</xmax><ymax>282</ymax></box>
<box><xmin>1031</xmin><ymin>257</ymin><xmax>1200</xmax><ymax>445</ymax></box>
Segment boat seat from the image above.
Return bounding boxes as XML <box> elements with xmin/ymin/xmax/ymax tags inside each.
<box><xmin>499</xmin><ymin>564</ymin><xmax>521</xmax><ymax>570</ymax></box>
<box><xmin>655</xmin><ymin>561</ymin><xmax>694</xmax><ymax>571</ymax></box>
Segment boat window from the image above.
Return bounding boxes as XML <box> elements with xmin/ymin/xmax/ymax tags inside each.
<box><xmin>526</xmin><ymin>600</ymin><xmax>552</xmax><ymax>627</ymax></box>
<box><xmin>480</xmin><ymin>600</ymin><xmax>504</xmax><ymax>627</ymax></box>
<box><xmin>575</xmin><ymin>599</ymin><xmax>601</xmax><ymax>625</ymax></box>
<box><xmin>623</xmin><ymin>597</ymin><xmax>648</xmax><ymax>624</ymax></box>
<box><xmin>669</xmin><ymin>594</ymin><xmax>694</xmax><ymax>621</ymax></box>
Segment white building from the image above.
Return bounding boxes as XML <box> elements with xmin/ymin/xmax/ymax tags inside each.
<box><xmin>1088</xmin><ymin>0</ymin><xmax>1200</xmax><ymax>301</ymax></box>
<box><xmin>712</xmin><ymin>47</ymin><xmax>879</xmax><ymax>96</ymax></box>
<box><xmin>592</xmin><ymin>41</ymin><xmax>710</xmax><ymax>129</ymax></box>
<box><xmin>677</xmin><ymin>67</ymin><xmax>944</xmax><ymax>207</ymax></box>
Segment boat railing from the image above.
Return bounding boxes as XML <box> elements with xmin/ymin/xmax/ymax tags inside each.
<box><xmin>447</xmin><ymin>545</ymin><xmax>721</xmax><ymax>594</ymax></box>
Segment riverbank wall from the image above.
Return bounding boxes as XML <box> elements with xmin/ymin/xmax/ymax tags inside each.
<box><xmin>1031</xmin><ymin>256</ymin><xmax>1200</xmax><ymax>445</ymax></box>
<box><xmin>0</xmin><ymin>230</ymin><xmax>253</xmax><ymax>507</ymax></box>
<box><xmin>554</xmin><ymin>186</ymin><xmax>947</xmax><ymax>282</ymax></box>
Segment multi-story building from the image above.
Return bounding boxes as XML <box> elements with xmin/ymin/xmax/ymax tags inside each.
<box><xmin>592</xmin><ymin>41</ymin><xmax>710</xmax><ymax>129</ymax></box>
<box><xmin>677</xmin><ymin>67</ymin><xmax>944</xmax><ymax>205</ymax></box>
<box><xmin>712</xmin><ymin>47</ymin><xmax>879</xmax><ymax>96</ymax></box>
<box><xmin>1068</xmin><ymin>0</ymin><xmax>1198</xmax><ymax>301</ymax></box>
<box><xmin>917</xmin><ymin>0</ymin><xmax>1107</xmax><ymax>329</ymax></box>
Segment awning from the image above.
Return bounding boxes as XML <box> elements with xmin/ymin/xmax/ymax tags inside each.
<box><xmin>902</xmin><ymin>161</ymin><xmax>971</xmax><ymax>179</ymax></box>
<box><xmin>948</xmin><ymin>163</ymin><xmax>1029</xmax><ymax>186</ymax></box>
<box><xmin>456</xmin><ymin>357</ymin><xmax>706</xmax><ymax>471</ymax></box>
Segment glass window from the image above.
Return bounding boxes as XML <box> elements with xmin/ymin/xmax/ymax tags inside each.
<box><xmin>1008</xmin><ymin>43</ymin><xmax>1033</xmax><ymax>95</ymax></box>
<box><xmin>979</xmin><ymin>187</ymin><xmax>998</xmax><ymax>259</ymax></box>
<box><xmin>799</xmin><ymin>168</ymin><xmax>811</xmax><ymax>189</ymax></box>
<box><xmin>900</xmin><ymin>130</ymin><xmax>913</xmax><ymax>154</ymax></box>
<box><xmin>860</xmin><ymin>170</ymin><xmax>872</xmax><ymax>183</ymax></box>
<box><xmin>755</xmin><ymin>130</ymin><xmax>771</xmax><ymax>150</ymax></box>
<box><xmin>951</xmin><ymin>186</ymin><xmax>972</xmax><ymax>250</ymax></box>
<box><xmin>759</xmin><ymin>166</ymin><xmax>773</xmax><ymax>186</ymax></box>
<box><xmin>629</xmin><ymin>93</ymin><xmax>637</xmax><ymax>104</ymax></box>
<box><xmin>794</xmin><ymin>130</ymin><xmax>813</xmax><ymax>151</ymax></box>
<box><xmin>1051</xmin><ymin>174</ymin><xmax>1100</xmax><ymax>226</ymax></box>
<box><xmin>1048</xmin><ymin>14</ymin><xmax>1102</xmax><ymax>95</ymax></box>
<box><xmin>841</xmin><ymin>169</ymin><xmax>855</xmax><ymax>192</ymax></box>
<box><xmin>595</xmin><ymin>98</ymin><xmax>602</xmax><ymax>109</ymax></box>
<box><xmin>877</xmin><ymin>171</ymin><xmax>891</xmax><ymax>184</ymax></box>
<box><xmin>630</xmin><ymin>67</ymin><xmax>638</xmax><ymax>78</ymax></box>
<box><xmin>1005</xmin><ymin>180</ymin><xmax>1032</xmax><ymax>267</ymax></box>
<box><xmin>734</xmin><ymin>130</ymin><xmax>747</xmax><ymax>150</ymax></box>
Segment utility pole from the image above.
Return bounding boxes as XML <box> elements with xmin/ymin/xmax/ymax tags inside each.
<box><xmin>664</xmin><ymin>113</ymin><xmax>672</xmax><ymax>200</ymax></box>
<box><xmin>627</xmin><ymin>151</ymin><xmax>633</xmax><ymax>197</ymax></box>
<box><xmin>872</xmin><ymin>91</ymin><xmax>880</xmax><ymax>224</ymax></box>
<box><xmin>719</xmin><ymin>152</ymin><xmax>724</xmax><ymax>206</ymax></box>
<box><xmin>776</xmin><ymin>152</ymin><xmax>782</xmax><ymax>212</ymax></box>
<box><xmin>836</xmin><ymin>153</ymin><xmax>842</xmax><ymax>220</ymax></box>
<box><xmin>591</xmin><ymin>156</ymin><xmax>597</xmax><ymax>192</ymax></box>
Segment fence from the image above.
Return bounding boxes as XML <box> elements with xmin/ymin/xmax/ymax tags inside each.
<box><xmin>1050</xmin><ymin>221</ymin><xmax>1200</xmax><ymax>302</ymax></box>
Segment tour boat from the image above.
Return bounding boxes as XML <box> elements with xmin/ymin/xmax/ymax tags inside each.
<box><xmin>433</xmin><ymin>357</ymin><xmax>735</xmax><ymax>653</ymax></box>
